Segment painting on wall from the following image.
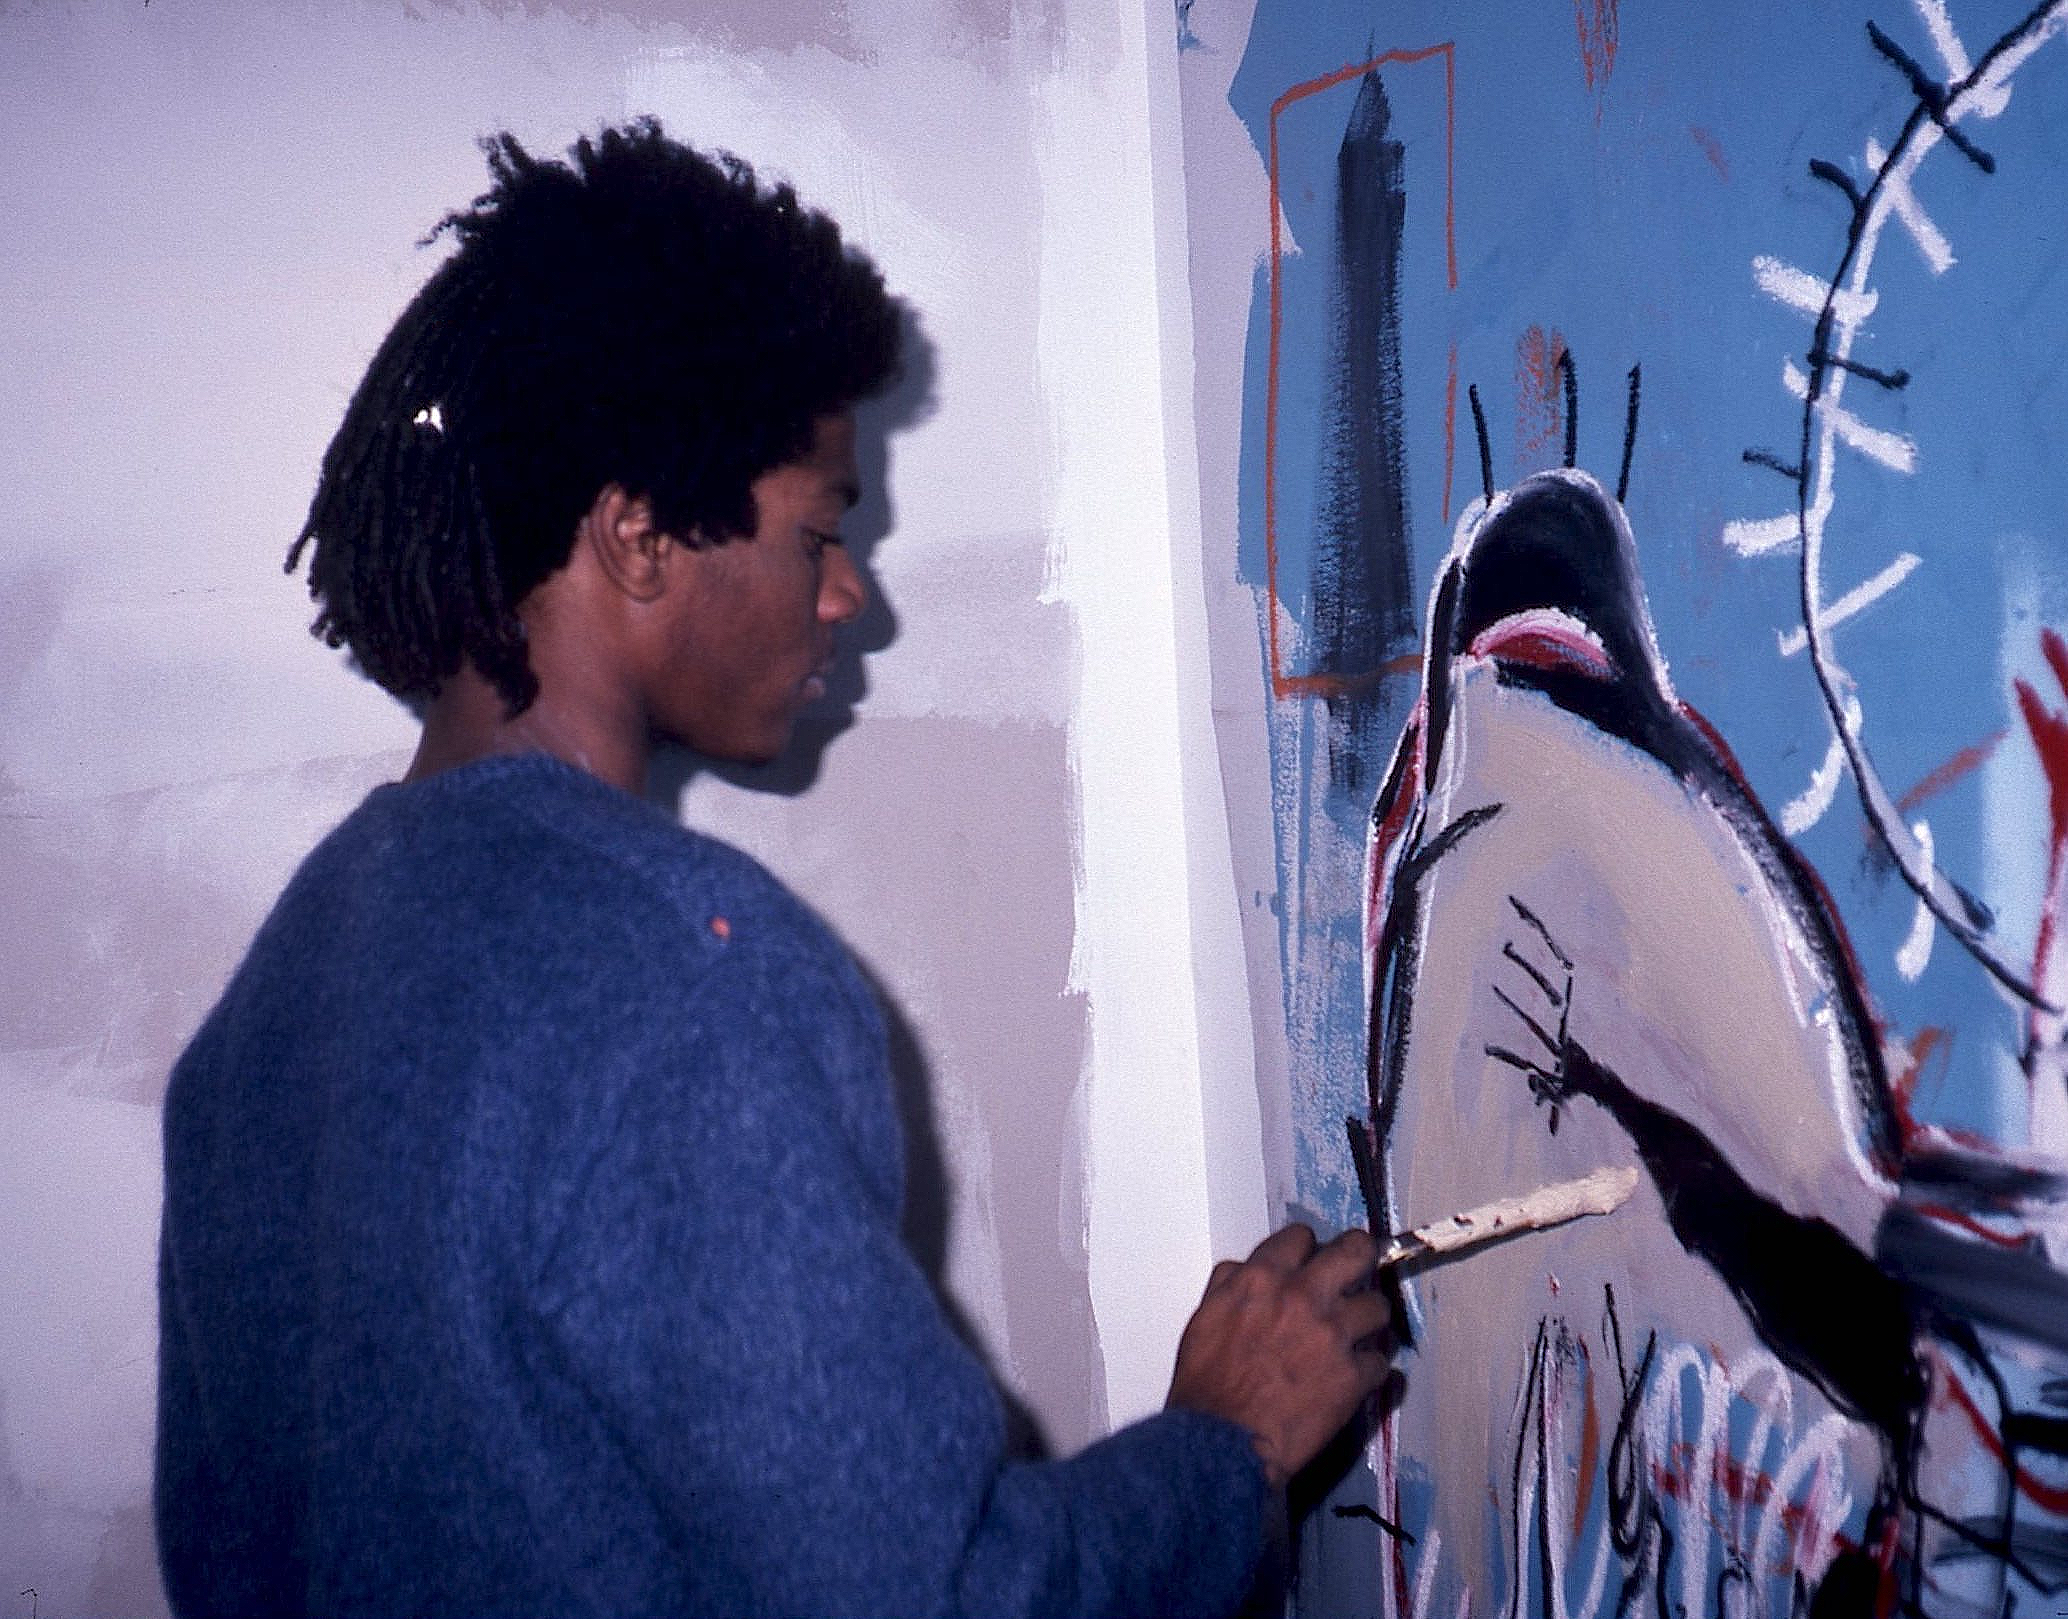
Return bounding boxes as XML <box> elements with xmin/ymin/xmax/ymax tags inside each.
<box><xmin>1218</xmin><ymin>0</ymin><xmax>2068</xmax><ymax>1611</ymax></box>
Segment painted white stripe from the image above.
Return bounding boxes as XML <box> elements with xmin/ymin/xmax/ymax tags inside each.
<box><xmin>1777</xmin><ymin>552</ymin><xmax>1922</xmax><ymax>656</ymax></box>
<box><xmin>1783</xmin><ymin>358</ymin><xmax>1918</xmax><ymax>473</ymax></box>
<box><xmin>1753</xmin><ymin>255</ymin><xmax>1878</xmax><ymax>328</ymax></box>
<box><xmin>1409</xmin><ymin>1528</ymin><xmax>1441</xmax><ymax>1619</ymax></box>
<box><xmin>1915</xmin><ymin>0</ymin><xmax>2012</xmax><ymax>116</ymax></box>
<box><xmin>1897</xmin><ymin>818</ymin><xmax>1937</xmax><ymax>979</ymax></box>
<box><xmin>1783</xmin><ymin>733</ymin><xmax>1848</xmax><ymax>836</ymax></box>
<box><xmin>1723</xmin><ymin>512</ymin><xmax>1803</xmax><ymax>556</ymax></box>
<box><xmin>1865</xmin><ymin>137</ymin><xmax>1955</xmax><ymax>272</ymax></box>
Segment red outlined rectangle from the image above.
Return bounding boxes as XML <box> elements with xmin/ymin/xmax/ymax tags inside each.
<box><xmin>1265</xmin><ymin>43</ymin><xmax>1456</xmax><ymax>699</ymax></box>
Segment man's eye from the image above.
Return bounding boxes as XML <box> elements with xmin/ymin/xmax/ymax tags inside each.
<box><xmin>806</xmin><ymin>528</ymin><xmax>843</xmax><ymax>555</ymax></box>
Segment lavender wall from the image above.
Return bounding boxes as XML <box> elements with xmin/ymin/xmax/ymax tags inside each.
<box><xmin>0</xmin><ymin>2</ymin><xmax>1257</xmax><ymax>1609</ymax></box>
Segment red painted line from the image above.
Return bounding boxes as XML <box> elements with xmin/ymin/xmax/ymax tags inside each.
<box><xmin>1944</xmin><ymin>1371</ymin><xmax>2068</xmax><ymax>1515</ymax></box>
<box><xmin>1442</xmin><ymin>44</ymin><xmax>1458</xmax><ymax>289</ymax></box>
<box><xmin>1908</xmin><ymin>1201</ymin><xmax>2030</xmax><ymax>1248</ymax></box>
<box><xmin>1895</xmin><ymin>731</ymin><xmax>2007</xmax><ymax>817</ymax></box>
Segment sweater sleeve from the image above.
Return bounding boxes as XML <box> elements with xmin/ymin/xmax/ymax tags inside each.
<box><xmin>527</xmin><ymin>943</ymin><xmax>1268</xmax><ymax>1619</ymax></box>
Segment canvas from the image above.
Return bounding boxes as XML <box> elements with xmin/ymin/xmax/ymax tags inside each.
<box><xmin>1191</xmin><ymin>0</ymin><xmax>2068</xmax><ymax>1611</ymax></box>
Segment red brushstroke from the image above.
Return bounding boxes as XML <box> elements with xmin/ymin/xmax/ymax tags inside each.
<box><xmin>1648</xmin><ymin>1444</ymin><xmax>1846</xmax><ymax>1575</ymax></box>
<box><xmin>1469</xmin><ymin>614</ymin><xmax>1617</xmax><ymax>681</ymax></box>
<box><xmin>1572</xmin><ymin>1340</ymin><xmax>1599</xmax><ymax>1539</ymax></box>
<box><xmin>1574</xmin><ymin>0</ymin><xmax>1619</xmax><ymax>97</ymax></box>
<box><xmin>1689</xmin><ymin>124</ymin><xmax>1729</xmax><ymax>181</ymax></box>
<box><xmin>1514</xmin><ymin>326</ymin><xmax>1569</xmax><ymax>472</ymax></box>
<box><xmin>1266</xmin><ymin>43</ymin><xmax>1456</xmax><ymax>700</ymax></box>
<box><xmin>2016</xmin><ymin>627</ymin><xmax>2068</xmax><ymax>1049</ymax></box>
<box><xmin>1909</xmin><ymin>1201</ymin><xmax>2029</xmax><ymax>1248</ymax></box>
<box><xmin>1365</xmin><ymin>709</ymin><xmax>1426</xmax><ymax>957</ymax></box>
<box><xmin>1896</xmin><ymin>730</ymin><xmax>2006</xmax><ymax>817</ymax></box>
<box><xmin>1944</xmin><ymin>1367</ymin><xmax>2068</xmax><ymax>1514</ymax></box>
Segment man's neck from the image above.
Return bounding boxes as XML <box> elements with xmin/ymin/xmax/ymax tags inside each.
<box><xmin>406</xmin><ymin>663</ymin><xmax>649</xmax><ymax>796</ymax></box>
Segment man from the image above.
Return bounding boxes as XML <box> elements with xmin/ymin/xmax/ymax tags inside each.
<box><xmin>156</xmin><ymin>121</ymin><xmax>1389</xmax><ymax>1617</ymax></box>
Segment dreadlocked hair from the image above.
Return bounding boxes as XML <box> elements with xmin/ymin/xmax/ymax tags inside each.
<box><xmin>287</xmin><ymin>119</ymin><xmax>903</xmax><ymax>713</ymax></box>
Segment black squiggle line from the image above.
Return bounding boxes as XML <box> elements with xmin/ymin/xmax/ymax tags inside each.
<box><xmin>1868</xmin><ymin>18</ymin><xmax>1998</xmax><ymax>172</ymax></box>
<box><xmin>1469</xmin><ymin>382</ymin><xmax>1495</xmax><ymax>505</ymax></box>
<box><xmin>1744</xmin><ymin>447</ymin><xmax>1805</xmax><ymax>479</ymax></box>
<box><xmin>1810</xmin><ymin>155</ymin><xmax>1866</xmax><ymax>211</ymax></box>
<box><xmin>1616</xmin><ymin>364</ymin><xmax>1641</xmax><ymax>504</ymax></box>
<box><xmin>1558</xmin><ymin>346</ymin><xmax>1579</xmax><ymax>470</ymax></box>
<box><xmin>1810</xmin><ymin>346</ymin><xmax>1910</xmax><ymax>390</ymax></box>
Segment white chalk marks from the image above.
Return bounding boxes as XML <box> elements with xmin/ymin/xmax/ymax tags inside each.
<box><xmin>1732</xmin><ymin>0</ymin><xmax>2068</xmax><ymax>1004</ymax></box>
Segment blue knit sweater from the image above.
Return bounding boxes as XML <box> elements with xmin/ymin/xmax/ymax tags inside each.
<box><xmin>156</xmin><ymin>754</ymin><xmax>1267</xmax><ymax>1617</ymax></box>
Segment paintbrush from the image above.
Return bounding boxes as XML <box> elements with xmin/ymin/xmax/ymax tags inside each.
<box><xmin>1375</xmin><ymin>1165</ymin><xmax>1640</xmax><ymax>1269</ymax></box>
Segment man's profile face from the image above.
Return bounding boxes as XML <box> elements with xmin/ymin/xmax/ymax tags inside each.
<box><xmin>644</xmin><ymin>411</ymin><xmax>866</xmax><ymax>764</ymax></box>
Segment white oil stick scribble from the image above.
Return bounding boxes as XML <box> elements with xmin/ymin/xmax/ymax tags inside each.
<box><xmin>1780</xmin><ymin>358</ymin><xmax>1918</xmax><ymax>475</ymax></box>
<box><xmin>1781</xmin><ymin>692</ymin><xmax>1863</xmax><ymax>836</ymax></box>
<box><xmin>1776</xmin><ymin>553</ymin><xmax>1922</xmax><ymax>657</ymax></box>
<box><xmin>1722</xmin><ymin>512</ymin><xmax>1803</xmax><ymax>557</ymax></box>
<box><xmin>1732</xmin><ymin>0</ymin><xmax>2068</xmax><ymax>1007</ymax></box>
<box><xmin>1897</xmin><ymin>818</ymin><xmax>1938</xmax><ymax>979</ymax></box>
<box><xmin>1863</xmin><ymin>137</ymin><xmax>1955</xmax><ymax>271</ymax></box>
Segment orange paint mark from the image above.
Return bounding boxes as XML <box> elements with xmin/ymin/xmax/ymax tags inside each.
<box><xmin>708</xmin><ymin>915</ymin><xmax>731</xmax><ymax>940</ymax></box>
<box><xmin>1265</xmin><ymin>43</ymin><xmax>1456</xmax><ymax>701</ymax></box>
<box><xmin>1574</xmin><ymin>0</ymin><xmax>1619</xmax><ymax>97</ymax></box>
<box><xmin>1572</xmin><ymin>1340</ymin><xmax>1599</xmax><ymax>1539</ymax></box>
<box><xmin>1896</xmin><ymin>730</ymin><xmax>2007</xmax><ymax>817</ymax></box>
<box><xmin>1689</xmin><ymin>124</ymin><xmax>1730</xmax><ymax>181</ymax></box>
<box><xmin>1515</xmin><ymin>326</ymin><xmax>1570</xmax><ymax>472</ymax></box>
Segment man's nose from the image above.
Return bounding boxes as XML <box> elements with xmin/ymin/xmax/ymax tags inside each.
<box><xmin>820</xmin><ymin>541</ymin><xmax>867</xmax><ymax>625</ymax></box>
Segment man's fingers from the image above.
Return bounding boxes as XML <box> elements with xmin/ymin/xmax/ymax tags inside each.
<box><xmin>1247</xmin><ymin>1222</ymin><xmax>1319</xmax><ymax>1273</ymax></box>
<box><xmin>1202</xmin><ymin>1258</ymin><xmax>1244</xmax><ymax>1297</ymax></box>
<box><xmin>1335</xmin><ymin>1287</ymin><xmax>1392</xmax><ymax>1345</ymax></box>
<box><xmin>1300</xmin><ymin>1226</ymin><xmax>1380</xmax><ymax>1295</ymax></box>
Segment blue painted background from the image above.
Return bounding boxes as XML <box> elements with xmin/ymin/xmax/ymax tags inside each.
<box><xmin>1228</xmin><ymin>0</ymin><xmax>2068</xmax><ymax>1238</ymax></box>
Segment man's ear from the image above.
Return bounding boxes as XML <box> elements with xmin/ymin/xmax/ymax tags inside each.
<box><xmin>576</xmin><ymin>485</ymin><xmax>673</xmax><ymax>604</ymax></box>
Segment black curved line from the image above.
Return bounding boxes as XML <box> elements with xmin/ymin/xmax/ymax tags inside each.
<box><xmin>1558</xmin><ymin>346</ymin><xmax>1579</xmax><ymax>469</ymax></box>
<box><xmin>1469</xmin><ymin>382</ymin><xmax>1495</xmax><ymax>505</ymax></box>
<box><xmin>1868</xmin><ymin>18</ymin><xmax>1999</xmax><ymax>172</ymax></box>
<box><xmin>1616</xmin><ymin>363</ymin><xmax>1640</xmax><ymax>503</ymax></box>
<box><xmin>1809</xmin><ymin>156</ymin><xmax>1866</xmax><ymax>213</ymax></box>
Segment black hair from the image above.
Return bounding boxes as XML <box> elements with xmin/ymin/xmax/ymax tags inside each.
<box><xmin>287</xmin><ymin>119</ymin><xmax>903</xmax><ymax>713</ymax></box>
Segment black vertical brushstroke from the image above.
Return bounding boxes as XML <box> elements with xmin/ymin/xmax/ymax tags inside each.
<box><xmin>1616</xmin><ymin>364</ymin><xmax>1640</xmax><ymax>503</ymax></box>
<box><xmin>1558</xmin><ymin>347</ymin><xmax>1579</xmax><ymax>468</ymax></box>
<box><xmin>1309</xmin><ymin>66</ymin><xmax>1416</xmax><ymax>711</ymax></box>
<box><xmin>1469</xmin><ymin>384</ymin><xmax>1495</xmax><ymax>505</ymax></box>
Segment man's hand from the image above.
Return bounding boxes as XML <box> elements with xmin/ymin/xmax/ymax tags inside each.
<box><xmin>1165</xmin><ymin>1225</ymin><xmax>1393</xmax><ymax>1487</ymax></box>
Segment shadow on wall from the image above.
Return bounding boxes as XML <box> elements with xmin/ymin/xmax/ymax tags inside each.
<box><xmin>642</xmin><ymin>316</ymin><xmax>1050</xmax><ymax>1457</ymax></box>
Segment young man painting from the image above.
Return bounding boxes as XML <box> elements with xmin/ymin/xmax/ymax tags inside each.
<box><xmin>155</xmin><ymin>122</ymin><xmax>1390</xmax><ymax>1618</ymax></box>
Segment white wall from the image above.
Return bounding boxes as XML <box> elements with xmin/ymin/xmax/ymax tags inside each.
<box><xmin>0</xmin><ymin>1</ymin><xmax>1262</xmax><ymax>1610</ymax></box>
